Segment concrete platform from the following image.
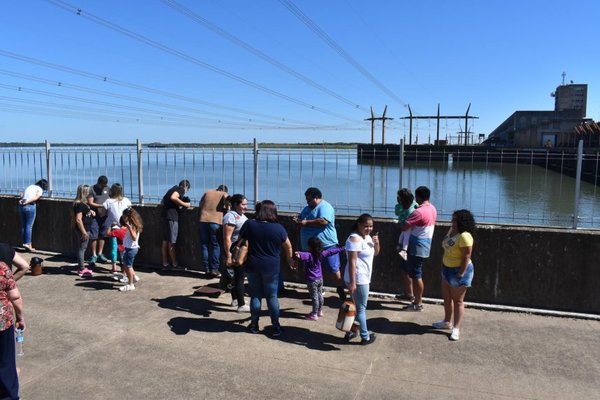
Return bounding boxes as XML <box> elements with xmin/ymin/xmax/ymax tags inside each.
<box><xmin>13</xmin><ymin>253</ymin><xmax>600</xmax><ymax>400</ymax></box>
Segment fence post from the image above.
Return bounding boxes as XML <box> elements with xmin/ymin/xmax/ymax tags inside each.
<box><xmin>45</xmin><ymin>140</ymin><xmax>53</xmax><ymax>198</ymax></box>
<box><xmin>398</xmin><ymin>138</ymin><xmax>404</xmax><ymax>189</ymax></box>
<box><xmin>572</xmin><ymin>140</ymin><xmax>583</xmax><ymax>229</ymax></box>
<box><xmin>253</xmin><ymin>138</ymin><xmax>259</xmax><ymax>205</ymax></box>
<box><xmin>137</xmin><ymin>139</ymin><xmax>144</xmax><ymax>205</ymax></box>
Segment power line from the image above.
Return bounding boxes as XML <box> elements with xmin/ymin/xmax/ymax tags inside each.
<box><xmin>278</xmin><ymin>0</ymin><xmax>409</xmax><ymax>108</ymax></box>
<box><xmin>161</xmin><ymin>0</ymin><xmax>367</xmax><ymax>112</ymax></box>
<box><xmin>44</xmin><ymin>0</ymin><xmax>358</xmax><ymax>122</ymax></box>
<box><xmin>0</xmin><ymin>49</ymin><xmax>326</xmax><ymax>126</ymax></box>
<box><xmin>0</xmin><ymin>69</ymin><xmax>316</xmax><ymax>127</ymax></box>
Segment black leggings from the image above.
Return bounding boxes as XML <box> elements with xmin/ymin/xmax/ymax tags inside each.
<box><xmin>230</xmin><ymin>265</ymin><xmax>246</xmax><ymax>306</ymax></box>
<box><xmin>0</xmin><ymin>327</ymin><xmax>19</xmax><ymax>399</ymax></box>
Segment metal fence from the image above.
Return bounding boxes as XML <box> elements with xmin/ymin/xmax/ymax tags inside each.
<box><xmin>1</xmin><ymin>140</ymin><xmax>598</xmax><ymax>229</ymax></box>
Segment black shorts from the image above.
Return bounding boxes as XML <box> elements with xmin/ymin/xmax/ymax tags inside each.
<box><xmin>162</xmin><ymin>219</ymin><xmax>179</xmax><ymax>243</ymax></box>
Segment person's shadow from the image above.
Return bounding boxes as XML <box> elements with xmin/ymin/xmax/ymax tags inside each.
<box><xmin>367</xmin><ymin>317</ymin><xmax>448</xmax><ymax>337</ymax></box>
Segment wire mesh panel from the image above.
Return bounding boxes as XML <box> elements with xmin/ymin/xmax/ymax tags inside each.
<box><xmin>0</xmin><ymin>143</ymin><xmax>598</xmax><ymax>229</ymax></box>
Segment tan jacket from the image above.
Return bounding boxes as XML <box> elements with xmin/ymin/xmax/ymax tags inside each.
<box><xmin>198</xmin><ymin>190</ymin><xmax>229</xmax><ymax>224</ymax></box>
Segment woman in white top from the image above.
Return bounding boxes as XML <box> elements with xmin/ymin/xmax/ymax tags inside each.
<box><xmin>18</xmin><ymin>179</ymin><xmax>48</xmax><ymax>251</ymax></box>
<box><xmin>102</xmin><ymin>183</ymin><xmax>132</xmax><ymax>273</ymax></box>
<box><xmin>343</xmin><ymin>213</ymin><xmax>380</xmax><ymax>345</ymax></box>
<box><xmin>222</xmin><ymin>194</ymin><xmax>249</xmax><ymax>312</ymax></box>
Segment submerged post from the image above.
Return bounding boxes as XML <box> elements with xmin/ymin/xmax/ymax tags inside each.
<box><xmin>253</xmin><ymin>139</ymin><xmax>259</xmax><ymax>205</ymax></box>
<box><xmin>45</xmin><ymin>140</ymin><xmax>52</xmax><ymax>198</ymax></box>
<box><xmin>136</xmin><ymin>139</ymin><xmax>144</xmax><ymax>205</ymax></box>
<box><xmin>572</xmin><ymin>140</ymin><xmax>584</xmax><ymax>229</ymax></box>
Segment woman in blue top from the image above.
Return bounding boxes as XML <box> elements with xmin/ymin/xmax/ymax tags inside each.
<box><xmin>240</xmin><ymin>200</ymin><xmax>293</xmax><ymax>337</ymax></box>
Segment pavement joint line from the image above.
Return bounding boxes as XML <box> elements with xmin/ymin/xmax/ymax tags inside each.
<box><xmin>22</xmin><ymin>250</ymin><xmax>600</xmax><ymax>321</ymax></box>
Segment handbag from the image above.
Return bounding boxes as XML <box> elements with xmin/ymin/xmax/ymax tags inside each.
<box><xmin>231</xmin><ymin>239</ymin><xmax>249</xmax><ymax>266</ymax></box>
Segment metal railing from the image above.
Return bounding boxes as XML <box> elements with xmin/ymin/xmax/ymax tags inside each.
<box><xmin>0</xmin><ymin>140</ymin><xmax>598</xmax><ymax>229</ymax></box>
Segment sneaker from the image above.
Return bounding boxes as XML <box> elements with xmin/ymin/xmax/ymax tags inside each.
<box><xmin>305</xmin><ymin>313</ymin><xmax>318</xmax><ymax>321</ymax></box>
<box><xmin>450</xmin><ymin>328</ymin><xmax>460</xmax><ymax>341</ymax></box>
<box><xmin>88</xmin><ymin>255</ymin><xmax>97</xmax><ymax>265</ymax></box>
<box><xmin>81</xmin><ymin>268</ymin><xmax>94</xmax><ymax>277</ymax></box>
<box><xmin>344</xmin><ymin>331</ymin><xmax>358</xmax><ymax>342</ymax></box>
<box><xmin>248</xmin><ymin>322</ymin><xmax>260</xmax><ymax>334</ymax></box>
<box><xmin>402</xmin><ymin>303</ymin><xmax>424</xmax><ymax>312</ymax></box>
<box><xmin>119</xmin><ymin>284</ymin><xmax>135</xmax><ymax>292</ymax></box>
<box><xmin>271</xmin><ymin>325</ymin><xmax>283</xmax><ymax>337</ymax></box>
<box><xmin>361</xmin><ymin>333</ymin><xmax>377</xmax><ymax>345</ymax></box>
<box><xmin>398</xmin><ymin>250</ymin><xmax>408</xmax><ymax>260</ymax></box>
<box><xmin>237</xmin><ymin>304</ymin><xmax>250</xmax><ymax>313</ymax></box>
<box><xmin>230</xmin><ymin>299</ymin><xmax>238</xmax><ymax>307</ymax></box>
<box><xmin>96</xmin><ymin>254</ymin><xmax>109</xmax><ymax>263</ymax></box>
<box><xmin>77</xmin><ymin>269</ymin><xmax>84</xmax><ymax>277</ymax></box>
<box><xmin>134</xmin><ymin>275</ymin><xmax>140</xmax><ymax>283</ymax></box>
<box><xmin>317</xmin><ymin>309</ymin><xmax>324</xmax><ymax>317</ymax></box>
<box><xmin>161</xmin><ymin>264</ymin><xmax>173</xmax><ymax>271</ymax></box>
<box><xmin>432</xmin><ymin>320</ymin><xmax>453</xmax><ymax>330</ymax></box>
<box><xmin>112</xmin><ymin>273</ymin><xmax>124</xmax><ymax>281</ymax></box>
<box><xmin>118</xmin><ymin>276</ymin><xmax>129</xmax><ymax>284</ymax></box>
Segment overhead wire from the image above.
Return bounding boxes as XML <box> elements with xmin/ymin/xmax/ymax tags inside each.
<box><xmin>44</xmin><ymin>0</ymin><xmax>358</xmax><ymax>122</ymax></box>
<box><xmin>0</xmin><ymin>68</ymin><xmax>314</xmax><ymax>127</ymax></box>
<box><xmin>160</xmin><ymin>0</ymin><xmax>368</xmax><ymax>112</ymax></box>
<box><xmin>0</xmin><ymin>49</ymin><xmax>322</xmax><ymax>126</ymax></box>
<box><xmin>278</xmin><ymin>0</ymin><xmax>410</xmax><ymax>108</ymax></box>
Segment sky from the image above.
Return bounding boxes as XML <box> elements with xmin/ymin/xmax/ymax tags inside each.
<box><xmin>1</xmin><ymin>0</ymin><xmax>599</xmax><ymax>144</ymax></box>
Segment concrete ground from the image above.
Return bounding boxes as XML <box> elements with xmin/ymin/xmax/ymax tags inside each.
<box><xmin>12</xmin><ymin>252</ymin><xmax>600</xmax><ymax>400</ymax></box>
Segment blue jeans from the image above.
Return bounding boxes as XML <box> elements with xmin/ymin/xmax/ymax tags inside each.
<box><xmin>246</xmin><ymin>271</ymin><xmax>280</xmax><ymax>328</ymax></box>
<box><xmin>352</xmin><ymin>284</ymin><xmax>370</xmax><ymax>340</ymax></box>
<box><xmin>199</xmin><ymin>222</ymin><xmax>220</xmax><ymax>273</ymax></box>
<box><xmin>19</xmin><ymin>203</ymin><xmax>36</xmax><ymax>245</ymax></box>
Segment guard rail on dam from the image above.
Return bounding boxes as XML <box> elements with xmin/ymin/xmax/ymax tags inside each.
<box><xmin>1</xmin><ymin>195</ymin><xmax>598</xmax><ymax>314</ymax></box>
<box><xmin>357</xmin><ymin>144</ymin><xmax>600</xmax><ymax>185</ymax></box>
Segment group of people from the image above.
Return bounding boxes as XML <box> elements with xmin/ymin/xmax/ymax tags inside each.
<box><xmin>3</xmin><ymin>177</ymin><xmax>478</xmax><ymax>399</ymax></box>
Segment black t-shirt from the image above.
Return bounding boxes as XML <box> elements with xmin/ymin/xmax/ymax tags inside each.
<box><xmin>73</xmin><ymin>202</ymin><xmax>94</xmax><ymax>230</ymax></box>
<box><xmin>0</xmin><ymin>243</ymin><xmax>15</xmax><ymax>266</ymax></box>
<box><xmin>162</xmin><ymin>185</ymin><xmax>185</xmax><ymax>221</ymax></box>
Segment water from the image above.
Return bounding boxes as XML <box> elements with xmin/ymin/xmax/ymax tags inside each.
<box><xmin>1</xmin><ymin>145</ymin><xmax>599</xmax><ymax>228</ymax></box>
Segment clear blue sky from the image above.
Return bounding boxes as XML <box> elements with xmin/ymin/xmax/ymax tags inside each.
<box><xmin>1</xmin><ymin>0</ymin><xmax>598</xmax><ymax>144</ymax></box>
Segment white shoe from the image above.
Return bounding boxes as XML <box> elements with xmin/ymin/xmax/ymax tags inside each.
<box><xmin>432</xmin><ymin>320</ymin><xmax>453</xmax><ymax>330</ymax></box>
<box><xmin>237</xmin><ymin>304</ymin><xmax>250</xmax><ymax>313</ymax></box>
<box><xmin>450</xmin><ymin>328</ymin><xmax>460</xmax><ymax>341</ymax></box>
<box><xmin>134</xmin><ymin>275</ymin><xmax>140</xmax><ymax>283</ymax></box>
<box><xmin>398</xmin><ymin>250</ymin><xmax>408</xmax><ymax>260</ymax></box>
<box><xmin>230</xmin><ymin>299</ymin><xmax>238</xmax><ymax>307</ymax></box>
<box><xmin>119</xmin><ymin>276</ymin><xmax>129</xmax><ymax>283</ymax></box>
<box><xmin>119</xmin><ymin>284</ymin><xmax>135</xmax><ymax>292</ymax></box>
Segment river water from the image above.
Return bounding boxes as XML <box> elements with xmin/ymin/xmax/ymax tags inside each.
<box><xmin>1</xmin><ymin>146</ymin><xmax>598</xmax><ymax>228</ymax></box>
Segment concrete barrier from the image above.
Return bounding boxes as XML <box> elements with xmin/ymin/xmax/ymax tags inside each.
<box><xmin>1</xmin><ymin>195</ymin><xmax>598</xmax><ymax>313</ymax></box>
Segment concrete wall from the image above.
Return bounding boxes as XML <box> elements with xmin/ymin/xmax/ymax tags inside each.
<box><xmin>1</xmin><ymin>195</ymin><xmax>599</xmax><ymax>314</ymax></box>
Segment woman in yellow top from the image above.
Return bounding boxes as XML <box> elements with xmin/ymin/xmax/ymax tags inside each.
<box><xmin>432</xmin><ymin>209</ymin><xmax>475</xmax><ymax>341</ymax></box>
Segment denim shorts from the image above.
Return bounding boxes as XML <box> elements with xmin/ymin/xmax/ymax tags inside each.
<box><xmin>442</xmin><ymin>264</ymin><xmax>474</xmax><ymax>288</ymax></box>
<box><xmin>123</xmin><ymin>248</ymin><xmax>139</xmax><ymax>267</ymax></box>
<box><xmin>407</xmin><ymin>255</ymin><xmax>425</xmax><ymax>279</ymax></box>
<box><xmin>322</xmin><ymin>249</ymin><xmax>341</xmax><ymax>274</ymax></box>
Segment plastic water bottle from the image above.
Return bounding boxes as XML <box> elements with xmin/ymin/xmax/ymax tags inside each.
<box><xmin>15</xmin><ymin>329</ymin><xmax>24</xmax><ymax>356</ymax></box>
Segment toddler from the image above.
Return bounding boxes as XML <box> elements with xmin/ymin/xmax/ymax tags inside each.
<box><xmin>395</xmin><ymin>189</ymin><xmax>418</xmax><ymax>260</ymax></box>
<box><xmin>295</xmin><ymin>237</ymin><xmax>344</xmax><ymax>320</ymax></box>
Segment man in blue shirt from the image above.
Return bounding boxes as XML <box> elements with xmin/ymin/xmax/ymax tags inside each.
<box><xmin>293</xmin><ymin>187</ymin><xmax>346</xmax><ymax>302</ymax></box>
